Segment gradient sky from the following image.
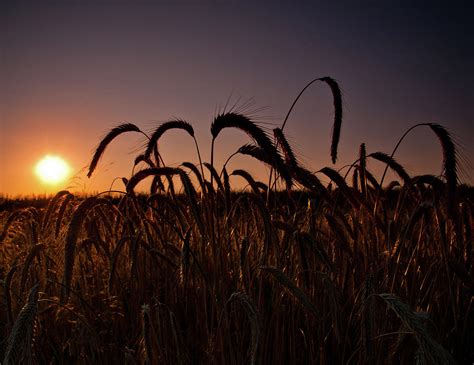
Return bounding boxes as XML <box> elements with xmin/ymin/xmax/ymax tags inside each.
<box><xmin>1</xmin><ymin>0</ymin><xmax>473</xmax><ymax>196</ymax></box>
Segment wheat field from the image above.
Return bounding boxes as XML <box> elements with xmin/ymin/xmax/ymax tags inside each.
<box><xmin>1</xmin><ymin>77</ymin><xmax>473</xmax><ymax>364</ymax></box>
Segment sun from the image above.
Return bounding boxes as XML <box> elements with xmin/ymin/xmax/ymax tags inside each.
<box><xmin>35</xmin><ymin>155</ymin><xmax>71</xmax><ymax>185</ymax></box>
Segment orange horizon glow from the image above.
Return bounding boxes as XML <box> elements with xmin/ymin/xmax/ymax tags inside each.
<box><xmin>1</xmin><ymin>2</ymin><xmax>472</xmax><ymax>197</ymax></box>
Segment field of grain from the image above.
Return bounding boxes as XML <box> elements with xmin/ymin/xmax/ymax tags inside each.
<box><xmin>1</xmin><ymin>78</ymin><xmax>473</xmax><ymax>364</ymax></box>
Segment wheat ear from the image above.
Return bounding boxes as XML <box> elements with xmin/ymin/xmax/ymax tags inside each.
<box><xmin>211</xmin><ymin>112</ymin><xmax>292</xmax><ymax>188</ymax></box>
<box><xmin>3</xmin><ymin>284</ymin><xmax>40</xmax><ymax>365</ymax></box>
<box><xmin>259</xmin><ymin>266</ymin><xmax>321</xmax><ymax>319</ymax></box>
<box><xmin>144</xmin><ymin>120</ymin><xmax>194</xmax><ymax>160</ymax></box>
<box><xmin>61</xmin><ymin>197</ymin><xmax>101</xmax><ymax>303</ymax></box>
<box><xmin>87</xmin><ymin>123</ymin><xmax>142</xmax><ymax>178</ymax></box>
<box><xmin>378</xmin><ymin>293</ymin><xmax>457</xmax><ymax>365</ymax></box>
<box><xmin>228</xmin><ymin>292</ymin><xmax>261</xmax><ymax>365</ymax></box>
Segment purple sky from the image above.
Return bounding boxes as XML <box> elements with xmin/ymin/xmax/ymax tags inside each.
<box><xmin>1</xmin><ymin>0</ymin><xmax>473</xmax><ymax>195</ymax></box>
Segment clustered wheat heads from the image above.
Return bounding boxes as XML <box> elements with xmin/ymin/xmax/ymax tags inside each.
<box><xmin>0</xmin><ymin>77</ymin><xmax>471</xmax><ymax>364</ymax></box>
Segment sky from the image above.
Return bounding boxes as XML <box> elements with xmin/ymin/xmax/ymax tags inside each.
<box><xmin>1</xmin><ymin>0</ymin><xmax>473</xmax><ymax>196</ymax></box>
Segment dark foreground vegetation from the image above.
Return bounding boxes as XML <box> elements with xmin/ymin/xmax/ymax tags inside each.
<box><xmin>1</xmin><ymin>77</ymin><xmax>473</xmax><ymax>364</ymax></box>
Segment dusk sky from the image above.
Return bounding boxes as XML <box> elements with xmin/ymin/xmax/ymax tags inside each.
<box><xmin>1</xmin><ymin>0</ymin><xmax>473</xmax><ymax>196</ymax></box>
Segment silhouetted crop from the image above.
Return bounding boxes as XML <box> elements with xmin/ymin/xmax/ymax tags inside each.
<box><xmin>1</xmin><ymin>77</ymin><xmax>472</xmax><ymax>364</ymax></box>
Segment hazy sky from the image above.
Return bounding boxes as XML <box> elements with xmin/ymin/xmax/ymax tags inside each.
<box><xmin>1</xmin><ymin>0</ymin><xmax>473</xmax><ymax>195</ymax></box>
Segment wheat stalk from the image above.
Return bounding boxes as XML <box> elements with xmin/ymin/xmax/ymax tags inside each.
<box><xmin>211</xmin><ymin>112</ymin><xmax>292</xmax><ymax>189</ymax></box>
<box><xmin>231</xmin><ymin>169</ymin><xmax>262</xmax><ymax>194</ymax></box>
<box><xmin>55</xmin><ymin>192</ymin><xmax>74</xmax><ymax>238</ymax></box>
<box><xmin>4</xmin><ymin>260</ymin><xmax>19</xmax><ymax>326</ymax></box>
<box><xmin>141</xmin><ymin>304</ymin><xmax>154</xmax><ymax>365</ymax></box>
<box><xmin>228</xmin><ymin>291</ymin><xmax>261</xmax><ymax>365</ymax></box>
<box><xmin>126</xmin><ymin>167</ymin><xmax>180</xmax><ymax>193</ymax></box>
<box><xmin>144</xmin><ymin>120</ymin><xmax>195</xmax><ymax>161</ymax></box>
<box><xmin>368</xmin><ymin>152</ymin><xmax>410</xmax><ymax>185</ymax></box>
<box><xmin>378</xmin><ymin>293</ymin><xmax>457</xmax><ymax>365</ymax></box>
<box><xmin>259</xmin><ymin>266</ymin><xmax>321</xmax><ymax>319</ymax></box>
<box><xmin>280</xmin><ymin>76</ymin><xmax>343</xmax><ymax>164</ymax></box>
<box><xmin>19</xmin><ymin>243</ymin><xmax>44</xmax><ymax>297</ymax></box>
<box><xmin>61</xmin><ymin>197</ymin><xmax>101</xmax><ymax>303</ymax></box>
<box><xmin>3</xmin><ymin>284</ymin><xmax>40</xmax><ymax>365</ymax></box>
<box><xmin>41</xmin><ymin>190</ymin><xmax>70</xmax><ymax>231</ymax></box>
<box><xmin>88</xmin><ymin>123</ymin><xmax>143</xmax><ymax>178</ymax></box>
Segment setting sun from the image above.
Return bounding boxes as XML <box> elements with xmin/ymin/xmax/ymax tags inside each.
<box><xmin>35</xmin><ymin>155</ymin><xmax>71</xmax><ymax>185</ymax></box>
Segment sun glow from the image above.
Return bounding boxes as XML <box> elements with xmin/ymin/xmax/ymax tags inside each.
<box><xmin>35</xmin><ymin>155</ymin><xmax>71</xmax><ymax>185</ymax></box>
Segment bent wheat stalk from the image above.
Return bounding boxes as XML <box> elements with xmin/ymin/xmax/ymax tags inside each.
<box><xmin>88</xmin><ymin>123</ymin><xmax>145</xmax><ymax>178</ymax></box>
<box><xmin>280</xmin><ymin>76</ymin><xmax>343</xmax><ymax>164</ymax></box>
<box><xmin>374</xmin><ymin>123</ymin><xmax>457</xmax><ymax>219</ymax></box>
<box><xmin>211</xmin><ymin>112</ymin><xmax>292</xmax><ymax>189</ymax></box>
<box><xmin>61</xmin><ymin>197</ymin><xmax>103</xmax><ymax>303</ymax></box>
